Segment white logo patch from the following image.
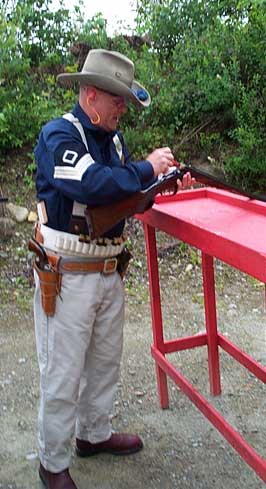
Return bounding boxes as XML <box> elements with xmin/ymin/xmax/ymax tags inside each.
<box><xmin>62</xmin><ymin>150</ymin><xmax>78</xmax><ymax>165</ymax></box>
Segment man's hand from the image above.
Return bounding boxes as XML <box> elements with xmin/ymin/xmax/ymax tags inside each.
<box><xmin>146</xmin><ymin>147</ymin><xmax>175</xmax><ymax>176</ymax></box>
<box><xmin>177</xmin><ymin>172</ymin><xmax>196</xmax><ymax>191</ymax></box>
<box><xmin>146</xmin><ymin>147</ymin><xmax>196</xmax><ymax>190</ymax></box>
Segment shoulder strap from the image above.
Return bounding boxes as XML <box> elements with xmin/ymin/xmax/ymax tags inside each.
<box><xmin>62</xmin><ymin>113</ymin><xmax>89</xmax><ymax>151</ymax></box>
<box><xmin>63</xmin><ymin>113</ymin><xmax>124</xmax><ymax>163</ymax></box>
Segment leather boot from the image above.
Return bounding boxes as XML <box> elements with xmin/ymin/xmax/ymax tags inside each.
<box><xmin>76</xmin><ymin>432</ymin><xmax>143</xmax><ymax>457</ymax></box>
<box><xmin>39</xmin><ymin>463</ymin><xmax>78</xmax><ymax>489</ymax></box>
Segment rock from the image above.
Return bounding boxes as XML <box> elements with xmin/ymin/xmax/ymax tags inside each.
<box><xmin>28</xmin><ymin>211</ymin><xmax>37</xmax><ymax>223</ymax></box>
<box><xmin>18</xmin><ymin>358</ymin><xmax>27</xmax><ymax>365</ymax></box>
<box><xmin>0</xmin><ymin>217</ymin><xmax>16</xmax><ymax>239</ymax></box>
<box><xmin>26</xmin><ymin>451</ymin><xmax>38</xmax><ymax>461</ymax></box>
<box><xmin>185</xmin><ymin>263</ymin><xmax>193</xmax><ymax>273</ymax></box>
<box><xmin>135</xmin><ymin>390</ymin><xmax>145</xmax><ymax>397</ymax></box>
<box><xmin>0</xmin><ymin>252</ymin><xmax>8</xmax><ymax>258</ymax></box>
<box><xmin>6</xmin><ymin>202</ymin><xmax>29</xmax><ymax>223</ymax></box>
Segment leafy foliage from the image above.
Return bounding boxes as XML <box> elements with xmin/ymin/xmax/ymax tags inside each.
<box><xmin>5</xmin><ymin>0</ymin><xmax>78</xmax><ymax>66</ymax></box>
<box><xmin>1</xmin><ymin>0</ymin><xmax>266</xmax><ymax>193</ymax></box>
<box><xmin>0</xmin><ymin>0</ymin><xmax>78</xmax><ymax>158</ymax></box>
<box><xmin>135</xmin><ymin>0</ymin><xmax>266</xmax><ymax>191</ymax></box>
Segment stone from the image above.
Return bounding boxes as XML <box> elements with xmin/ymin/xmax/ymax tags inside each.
<box><xmin>27</xmin><ymin>211</ymin><xmax>37</xmax><ymax>223</ymax></box>
<box><xmin>26</xmin><ymin>451</ymin><xmax>38</xmax><ymax>461</ymax></box>
<box><xmin>6</xmin><ymin>202</ymin><xmax>29</xmax><ymax>223</ymax></box>
<box><xmin>185</xmin><ymin>263</ymin><xmax>193</xmax><ymax>273</ymax></box>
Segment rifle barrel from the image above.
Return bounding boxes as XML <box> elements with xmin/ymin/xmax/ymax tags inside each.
<box><xmin>183</xmin><ymin>165</ymin><xmax>266</xmax><ymax>203</ymax></box>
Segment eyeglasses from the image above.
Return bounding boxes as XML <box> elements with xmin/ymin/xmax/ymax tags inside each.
<box><xmin>107</xmin><ymin>92</ymin><xmax>127</xmax><ymax>108</ymax></box>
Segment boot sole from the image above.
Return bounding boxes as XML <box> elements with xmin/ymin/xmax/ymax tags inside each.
<box><xmin>76</xmin><ymin>444</ymin><xmax>143</xmax><ymax>457</ymax></box>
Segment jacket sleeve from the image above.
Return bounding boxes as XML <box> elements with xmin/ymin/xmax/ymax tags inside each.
<box><xmin>35</xmin><ymin>119</ymin><xmax>155</xmax><ymax>206</ymax></box>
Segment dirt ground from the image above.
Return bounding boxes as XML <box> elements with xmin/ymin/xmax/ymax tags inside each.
<box><xmin>0</xmin><ymin>220</ymin><xmax>266</xmax><ymax>489</ymax></box>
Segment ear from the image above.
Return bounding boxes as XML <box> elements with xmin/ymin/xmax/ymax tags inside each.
<box><xmin>85</xmin><ymin>86</ymin><xmax>97</xmax><ymax>103</ymax></box>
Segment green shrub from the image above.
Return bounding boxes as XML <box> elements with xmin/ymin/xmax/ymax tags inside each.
<box><xmin>1</xmin><ymin>0</ymin><xmax>266</xmax><ymax>194</ymax></box>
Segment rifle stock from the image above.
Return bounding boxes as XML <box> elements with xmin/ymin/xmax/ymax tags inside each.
<box><xmin>85</xmin><ymin>165</ymin><xmax>266</xmax><ymax>239</ymax></box>
<box><xmin>84</xmin><ymin>169</ymin><xmax>180</xmax><ymax>238</ymax></box>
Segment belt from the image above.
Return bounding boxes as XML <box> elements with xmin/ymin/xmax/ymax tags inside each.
<box><xmin>59</xmin><ymin>257</ymin><xmax>118</xmax><ymax>274</ymax></box>
<box><xmin>38</xmin><ymin>224</ymin><xmax>125</xmax><ymax>258</ymax></box>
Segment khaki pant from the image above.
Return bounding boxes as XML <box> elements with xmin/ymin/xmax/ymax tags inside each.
<box><xmin>34</xmin><ymin>270</ymin><xmax>125</xmax><ymax>472</ymax></box>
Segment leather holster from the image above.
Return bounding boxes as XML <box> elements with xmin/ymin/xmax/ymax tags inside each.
<box><xmin>34</xmin><ymin>261</ymin><xmax>62</xmax><ymax>317</ymax></box>
<box><xmin>117</xmin><ymin>248</ymin><xmax>132</xmax><ymax>279</ymax></box>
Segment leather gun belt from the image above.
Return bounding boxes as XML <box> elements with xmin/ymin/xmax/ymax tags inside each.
<box><xmin>58</xmin><ymin>256</ymin><xmax>118</xmax><ymax>274</ymax></box>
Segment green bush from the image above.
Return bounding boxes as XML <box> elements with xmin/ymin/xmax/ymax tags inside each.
<box><xmin>226</xmin><ymin>83</ymin><xmax>266</xmax><ymax>191</ymax></box>
<box><xmin>0</xmin><ymin>0</ymin><xmax>78</xmax><ymax>160</ymax></box>
<box><xmin>135</xmin><ymin>0</ymin><xmax>266</xmax><ymax>191</ymax></box>
<box><xmin>1</xmin><ymin>0</ymin><xmax>266</xmax><ymax>194</ymax></box>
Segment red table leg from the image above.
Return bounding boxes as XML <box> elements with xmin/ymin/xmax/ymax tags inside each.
<box><xmin>143</xmin><ymin>223</ymin><xmax>169</xmax><ymax>408</ymax></box>
<box><xmin>201</xmin><ymin>252</ymin><xmax>221</xmax><ymax>396</ymax></box>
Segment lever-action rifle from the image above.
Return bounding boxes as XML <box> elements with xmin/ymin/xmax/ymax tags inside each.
<box><xmin>84</xmin><ymin>164</ymin><xmax>266</xmax><ymax>239</ymax></box>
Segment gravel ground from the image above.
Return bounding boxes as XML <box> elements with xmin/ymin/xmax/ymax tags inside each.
<box><xmin>0</xmin><ymin>221</ymin><xmax>266</xmax><ymax>489</ymax></box>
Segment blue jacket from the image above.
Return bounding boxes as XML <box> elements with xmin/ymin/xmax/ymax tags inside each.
<box><xmin>34</xmin><ymin>103</ymin><xmax>155</xmax><ymax>237</ymax></box>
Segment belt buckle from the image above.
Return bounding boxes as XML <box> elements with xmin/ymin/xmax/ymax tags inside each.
<box><xmin>103</xmin><ymin>257</ymin><xmax>117</xmax><ymax>274</ymax></box>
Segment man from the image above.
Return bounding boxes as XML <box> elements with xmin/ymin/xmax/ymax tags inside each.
<box><xmin>33</xmin><ymin>49</ymin><xmax>194</xmax><ymax>489</ymax></box>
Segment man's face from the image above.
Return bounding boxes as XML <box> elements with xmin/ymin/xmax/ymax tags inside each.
<box><xmin>94</xmin><ymin>89</ymin><xmax>128</xmax><ymax>132</ymax></box>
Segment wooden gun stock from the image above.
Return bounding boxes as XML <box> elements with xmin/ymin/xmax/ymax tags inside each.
<box><xmin>85</xmin><ymin>169</ymin><xmax>181</xmax><ymax>239</ymax></box>
<box><xmin>85</xmin><ymin>165</ymin><xmax>266</xmax><ymax>239</ymax></box>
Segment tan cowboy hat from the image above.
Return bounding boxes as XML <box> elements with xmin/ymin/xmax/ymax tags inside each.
<box><xmin>57</xmin><ymin>49</ymin><xmax>151</xmax><ymax>108</ymax></box>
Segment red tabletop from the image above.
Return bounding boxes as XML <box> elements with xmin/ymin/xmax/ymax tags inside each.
<box><xmin>141</xmin><ymin>187</ymin><xmax>266</xmax><ymax>282</ymax></box>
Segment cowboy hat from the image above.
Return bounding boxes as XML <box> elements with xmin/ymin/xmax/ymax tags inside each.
<box><xmin>57</xmin><ymin>49</ymin><xmax>151</xmax><ymax>108</ymax></box>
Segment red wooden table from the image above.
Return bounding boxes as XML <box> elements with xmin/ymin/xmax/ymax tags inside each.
<box><xmin>136</xmin><ymin>187</ymin><xmax>266</xmax><ymax>482</ymax></box>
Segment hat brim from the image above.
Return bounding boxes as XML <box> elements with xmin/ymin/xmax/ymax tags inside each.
<box><xmin>57</xmin><ymin>72</ymin><xmax>151</xmax><ymax>108</ymax></box>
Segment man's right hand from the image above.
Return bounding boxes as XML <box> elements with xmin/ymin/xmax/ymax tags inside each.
<box><xmin>146</xmin><ymin>147</ymin><xmax>175</xmax><ymax>177</ymax></box>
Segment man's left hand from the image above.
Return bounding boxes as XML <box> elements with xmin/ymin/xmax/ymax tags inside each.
<box><xmin>177</xmin><ymin>172</ymin><xmax>196</xmax><ymax>191</ymax></box>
